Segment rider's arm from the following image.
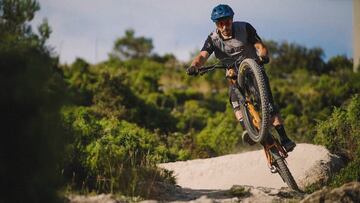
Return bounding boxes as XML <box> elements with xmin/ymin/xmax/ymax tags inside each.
<box><xmin>190</xmin><ymin>35</ymin><xmax>214</xmax><ymax>69</ymax></box>
<box><xmin>246</xmin><ymin>23</ymin><xmax>269</xmax><ymax>63</ymax></box>
<box><xmin>254</xmin><ymin>42</ymin><xmax>268</xmax><ymax>58</ymax></box>
<box><xmin>190</xmin><ymin>51</ymin><xmax>210</xmax><ymax>68</ymax></box>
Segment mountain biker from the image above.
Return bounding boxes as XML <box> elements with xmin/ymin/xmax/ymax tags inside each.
<box><xmin>186</xmin><ymin>4</ymin><xmax>296</xmax><ymax>152</ymax></box>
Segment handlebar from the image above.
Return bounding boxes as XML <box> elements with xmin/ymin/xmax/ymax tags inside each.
<box><xmin>198</xmin><ymin>64</ymin><xmax>228</xmax><ymax>75</ymax></box>
<box><xmin>197</xmin><ymin>57</ymin><xmax>240</xmax><ymax>75</ymax></box>
<box><xmin>197</xmin><ymin>56</ymin><xmax>266</xmax><ymax>76</ymax></box>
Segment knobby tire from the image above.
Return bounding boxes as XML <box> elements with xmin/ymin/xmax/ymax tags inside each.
<box><xmin>238</xmin><ymin>58</ymin><xmax>271</xmax><ymax>143</ymax></box>
<box><xmin>273</xmin><ymin>152</ymin><xmax>299</xmax><ymax>191</ymax></box>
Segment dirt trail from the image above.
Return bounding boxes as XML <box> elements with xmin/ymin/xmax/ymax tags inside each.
<box><xmin>159</xmin><ymin>143</ymin><xmax>343</xmax><ymax>190</ymax></box>
<box><xmin>68</xmin><ymin>143</ymin><xmax>346</xmax><ymax>203</ymax></box>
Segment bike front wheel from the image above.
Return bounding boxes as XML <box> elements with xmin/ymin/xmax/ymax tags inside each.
<box><xmin>238</xmin><ymin>58</ymin><xmax>271</xmax><ymax>143</ymax></box>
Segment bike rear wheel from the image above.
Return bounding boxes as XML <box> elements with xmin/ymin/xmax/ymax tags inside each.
<box><xmin>238</xmin><ymin>58</ymin><xmax>271</xmax><ymax>143</ymax></box>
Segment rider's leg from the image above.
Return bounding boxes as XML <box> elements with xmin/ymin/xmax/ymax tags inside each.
<box><xmin>261</xmin><ymin>63</ymin><xmax>296</xmax><ymax>152</ymax></box>
<box><xmin>261</xmin><ymin>67</ymin><xmax>296</xmax><ymax>151</ymax></box>
<box><xmin>231</xmin><ymin>97</ymin><xmax>246</xmax><ymax>130</ymax></box>
<box><xmin>229</xmin><ymin>85</ymin><xmax>256</xmax><ymax>145</ymax></box>
<box><xmin>235</xmin><ymin>109</ymin><xmax>255</xmax><ymax>145</ymax></box>
<box><xmin>271</xmin><ymin>113</ymin><xmax>296</xmax><ymax>152</ymax></box>
<box><xmin>229</xmin><ymin>84</ymin><xmax>245</xmax><ymax>129</ymax></box>
<box><xmin>265</xmin><ymin>78</ymin><xmax>296</xmax><ymax>152</ymax></box>
<box><xmin>234</xmin><ymin>110</ymin><xmax>245</xmax><ymax>128</ymax></box>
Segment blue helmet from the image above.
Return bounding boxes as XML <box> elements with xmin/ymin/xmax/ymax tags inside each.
<box><xmin>211</xmin><ymin>4</ymin><xmax>234</xmax><ymax>22</ymax></box>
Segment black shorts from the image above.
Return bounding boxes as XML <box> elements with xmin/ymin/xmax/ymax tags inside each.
<box><xmin>229</xmin><ymin>84</ymin><xmax>278</xmax><ymax>116</ymax></box>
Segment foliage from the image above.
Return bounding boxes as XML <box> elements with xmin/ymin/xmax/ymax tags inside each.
<box><xmin>267</xmin><ymin>54</ymin><xmax>359</xmax><ymax>142</ymax></box>
<box><xmin>229</xmin><ymin>185</ymin><xmax>251</xmax><ymax>198</ymax></box>
<box><xmin>266</xmin><ymin>40</ymin><xmax>326</xmax><ymax>75</ymax></box>
<box><xmin>0</xmin><ymin>0</ymin><xmax>39</xmax><ymax>35</ymax></box>
<box><xmin>111</xmin><ymin>29</ymin><xmax>153</xmax><ymax>60</ymax></box>
<box><xmin>196</xmin><ymin>108</ymin><xmax>242</xmax><ymax>157</ymax></box>
<box><xmin>315</xmin><ymin>95</ymin><xmax>360</xmax><ymax>186</ymax></box>
<box><xmin>61</xmin><ymin>106</ymin><xmax>175</xmax><ymax>196</ymax></box>
<box><xmin>0</xmin><ymin>0</ymin><xmax>66</xmax><ymax>202</ymax></box>
<box><xmin>329</xmin><ymin>159</ymin><xmax>360</xmax><ymax>187</ymax></box>
<box><xmin>172</xmin><ymin>100</ymin><xmax>211</xmax><ymax>132</ymax></box>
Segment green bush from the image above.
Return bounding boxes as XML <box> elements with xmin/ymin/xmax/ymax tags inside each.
<box><xmin>315</xmin><ymin>95</ymin><xmax>360</xmax><ymax>186</ymax></box>
<box><xmin>172</xmin><ymin>100</ymin><xmax>211</xmax><ymax>132</ymax></box>
<box><xmin>330</xmin><ymin>159</ymin><xmax>360</xmax><ymax>187</ymax></box>
<box><xmin>315</xmin><ymin>95</ymin><xmax>360</xmax><ymax>159</ymax></box>
<box><xmin>61</xmin><ymin>106</ymin><xmax>174</xmax><ymax>196</ymax></box>
<box><xmin>0</xmin><ymin>0</ymin><xmax>67</xmax><ymax>202</ymax></box>
<box><xmin>196</xmin><ymin>108</ymin><xmax>242</xmax><ymax>157</ymax></box>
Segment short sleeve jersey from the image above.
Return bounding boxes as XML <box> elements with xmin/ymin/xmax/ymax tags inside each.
<box><xmin>201</xmin><ymin>21</ymin><xmax>262</xmax><ymax>62</ymax></box>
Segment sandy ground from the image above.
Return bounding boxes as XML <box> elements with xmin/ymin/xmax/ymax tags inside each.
<box><xmin>159</xmin><ymin>143</ymin><xmax>334</xmax><ymax>190</ymax></box>
<box><xmin>68</xmin><ymin>143</ymin><xmax>346</xmax><ymax>203</ymax></box>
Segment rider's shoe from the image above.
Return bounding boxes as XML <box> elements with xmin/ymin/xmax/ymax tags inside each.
<box><xmin>281</xmin><ymin>138</ymin><xmax>296</xmax><ymax>152</ymax></box>
<box><xmin>242</xmin><ymin>131</ymin><xmax>256</xmax><ymax>145</ymax></box>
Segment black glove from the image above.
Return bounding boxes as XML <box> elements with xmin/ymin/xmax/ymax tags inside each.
<box><xmin>186</xmin><ymin>66</ymin><xmax>199</xmax><ymax>76</ymax></box>
<box><xmin>258</xmin><ymin>55</ymin><xmax>270</xmax><ymax>65</ymax></box>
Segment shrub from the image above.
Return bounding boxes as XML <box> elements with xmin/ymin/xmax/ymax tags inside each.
<box><xmin>61</xmin><ymin>106</ymin><xmax>174</xmax><ymax>196</ymax></box>
<box><xmin>315</xmin><ymin>95</ymin><xmax>360</xmax><ymax>186</ymax></box>
<box><xmin>196</xmin><ymin>108</ymin><xmax>242</xmax><ymax>157</ymax></box>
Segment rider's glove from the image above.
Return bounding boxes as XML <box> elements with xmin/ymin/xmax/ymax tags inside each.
<box><xmin>258</xmin><ymin>55</ymin><xmax>270</xmax><ymax>65</ymax></box>
<box><xmin>186</xmin><ymin>66</ymin><xmax>199</xmax><ymax>76</ymax></box>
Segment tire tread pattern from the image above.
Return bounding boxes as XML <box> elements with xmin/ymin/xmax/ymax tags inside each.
<box><xmin>238</xmin><ymin>58</ymin><xmax>271</xmax><ymax>142</ymax></box>
<box><xmin>275</xmin><ymin>156</ymin><xmax>299</xmax><ymax>191</ymax></box>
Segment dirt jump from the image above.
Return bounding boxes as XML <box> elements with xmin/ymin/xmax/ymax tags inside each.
<box><xmin>159</xmin><ymin>143</ymin><xmax>344</xmax><ymax>190</ymax></box>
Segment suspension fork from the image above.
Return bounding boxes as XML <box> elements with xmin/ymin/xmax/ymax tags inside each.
<box><xmin>233</xmin><ymin>83</ymin><xmax>261</xmax><ymax>129</ymax></box>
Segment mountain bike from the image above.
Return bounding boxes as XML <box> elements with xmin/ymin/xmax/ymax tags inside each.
<box><xmin>197</xmin><ymin>58</ymin><xmax>299</xmax><ymax>191</ymax></box>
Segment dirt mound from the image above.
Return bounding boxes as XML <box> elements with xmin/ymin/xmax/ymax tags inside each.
<box><xmin>159</xmin><ymin>143</ymin><xmax>344</xmax><ymax>190</ymax></box>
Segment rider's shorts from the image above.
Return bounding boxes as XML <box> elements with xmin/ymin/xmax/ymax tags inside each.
<box><xmin>228</xmin><ymin>83</ymin><xmax>279</xmax><ymax>116</ymax></box>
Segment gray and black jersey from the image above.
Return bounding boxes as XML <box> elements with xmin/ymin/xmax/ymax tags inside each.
<box><xmin>201</xmin><ymin>21</ymin><xmax>262</xmax><ymax>62</ymax></box>
<box><xmin>201</xmin><ymin>22</ymin><xmax>277</xmax><ymax>114</ymax></box>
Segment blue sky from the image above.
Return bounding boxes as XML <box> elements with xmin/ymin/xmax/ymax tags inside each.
<box><xmin>32</xmin><ymin>0</ymin><xmax>353</xmax><ymax>64</ymax></box>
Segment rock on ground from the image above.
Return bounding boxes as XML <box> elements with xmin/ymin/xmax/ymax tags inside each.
<box><xmin>300</xmin><ymin>182</ymin><xmax>360</xmax><ymax>203</ymax></box>
<box><xmin>66</xmin><ymin>182</ymin><xmax>360</xmax><ymax>203</ymax></box>
<box><xmin>66</xmin><ymin>194</ymin><xmax>123</xmax><ymax>203</ymax></box>
<box><xmin>67</xmin><ymin>185</ymin><xmax>305</xmax><ymax>203</ymax></box>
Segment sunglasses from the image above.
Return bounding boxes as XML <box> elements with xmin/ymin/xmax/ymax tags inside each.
<box><xmin>216</xmin><ymin>18</ymin><xmax>232</xmax><ymax>27</ymax></box>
